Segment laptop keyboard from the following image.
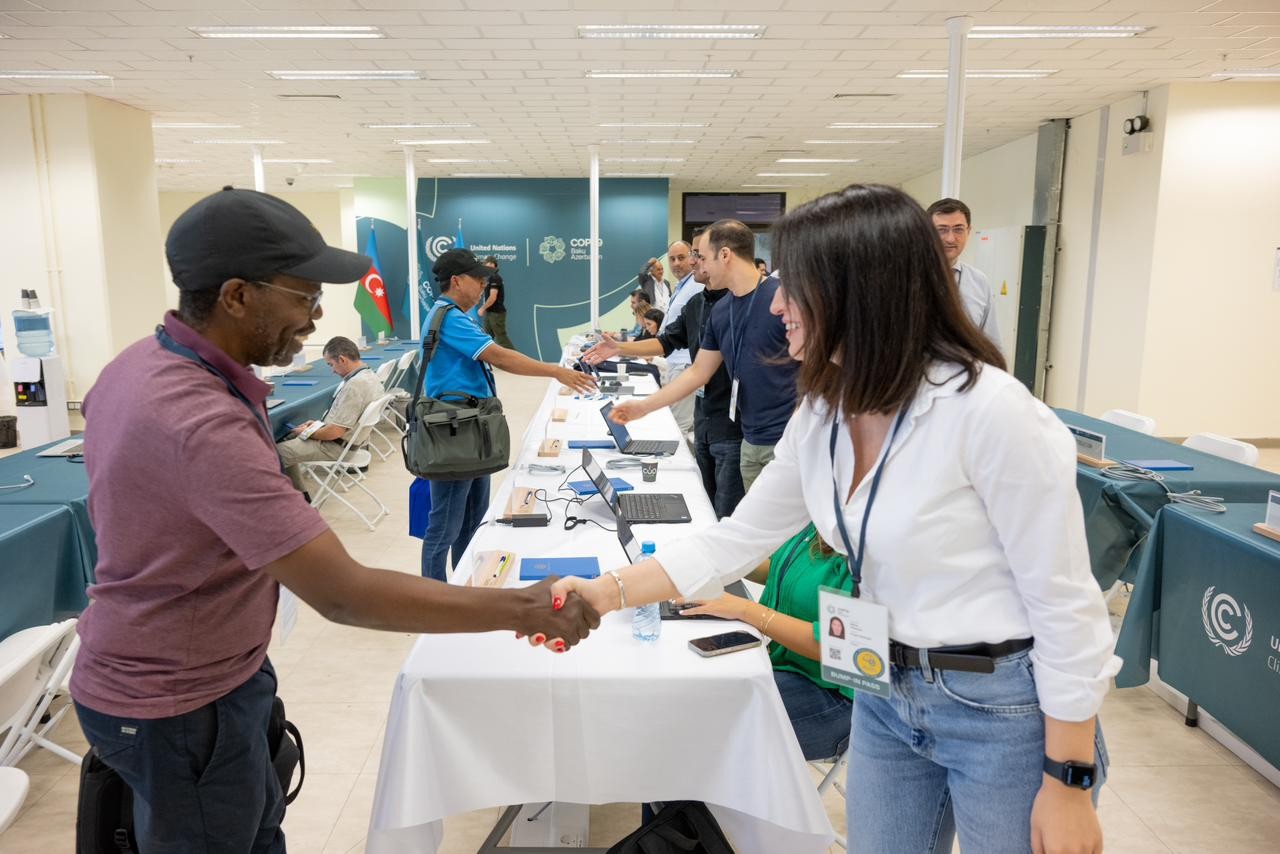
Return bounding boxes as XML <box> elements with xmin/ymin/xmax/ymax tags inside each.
<box><xmin>628</xmin><ymin>440</ymin><xmax>671</xmax><ymax>455</ymax></box>
<box><xmin>622</xmin><ymin>493</ymin><xmax>664</xmax><ymax>522</ymax></box>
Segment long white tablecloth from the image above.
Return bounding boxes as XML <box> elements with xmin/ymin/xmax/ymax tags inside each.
<box><xmin>367</xmin><ymin>366</ymin><xmax>835</xmax><ymax>853</ymax></box>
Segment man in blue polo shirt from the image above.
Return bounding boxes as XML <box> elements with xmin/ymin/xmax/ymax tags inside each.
<box><xmin>420</xmin><ymin>248</ymin><xmax>596</xmax><ymax>581</ymax></box>
<box><xmin>611</xmin><ymin>219</ymin><xmax>798</xmax><ymax>491</ymax></box>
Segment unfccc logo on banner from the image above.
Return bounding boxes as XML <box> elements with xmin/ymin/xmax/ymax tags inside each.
<box><xmin>425</xmin><ymin>235</ymin><xmax>453</xmax><ymax>262</ymax></box>
<box><xmin>1202</xmin><ymin>586</ymin><xmax>1253</xmax><ymax>656</ymax></box>
<box><xmin>539</xmin><ymin>235</ymin><xmax>566</xmax><ymax>263</ymax></box>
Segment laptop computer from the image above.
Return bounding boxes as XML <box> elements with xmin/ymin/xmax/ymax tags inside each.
<box><xmin>612</xmin><ymin>513</ymin><xmax>751</xmax><ymax>619</ymax></box>
<box><xmin>582</xmin><ymin>450</ymin><xmax>691</xmax><ymax>524</ymax></box>
<box><xmin>598</xmin><ymin>402</ymin><xmax>679</xmax><ymax>456</ymax></box>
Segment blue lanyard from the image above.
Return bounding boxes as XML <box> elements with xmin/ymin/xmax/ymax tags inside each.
<box><xmin>726</xmin><ymin>277</ymin><xmax>764</xmax><ymax>381</ymax></box>
<box><xmin>155</xmin><ymin>326</ymin><xmax>280</xmax><ymax>457</ymax></box>
<box><xmin>827</xmin><ymin>397</ymin><xmax>914</xmax><ymax>595</ymax></box>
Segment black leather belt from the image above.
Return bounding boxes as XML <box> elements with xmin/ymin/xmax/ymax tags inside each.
<box><xmin>888</xmin><ymin>638</ymin><xmax>1033</xmax><ymax>674</ymax></box>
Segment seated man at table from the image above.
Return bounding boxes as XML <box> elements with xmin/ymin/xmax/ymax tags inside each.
<box><xmin>276</xmin><ymin>335</ymin><xmax>385</xmax><ymax>493</ymax></box>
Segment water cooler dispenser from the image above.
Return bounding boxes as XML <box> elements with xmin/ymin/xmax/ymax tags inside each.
<box><xmin>11</xmin><ymin>300</ymin><xmax>70</xmax><ymax>448</ymax></box>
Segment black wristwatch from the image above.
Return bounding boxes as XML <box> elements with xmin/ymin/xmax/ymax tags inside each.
<box><xmin>1043</xmin><ymin>756</ymin><xmax>1097</xmax><ymax>790</ymax></box>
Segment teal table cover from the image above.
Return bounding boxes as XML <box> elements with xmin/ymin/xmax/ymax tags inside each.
<box><xmin>0</xmin><ymin>504</ymin><xmax>83</xmax><ymax>639</ymax></box>
<box><xmin>1115</xmin><ymin>503</ymin><xmax>1280</xmax><ymax>769</ymax></box>
<box><xmin>0</xmin><ymin>440</ymin><xmax>96</xmax><ymax>593</ymax></box>
<box><xmin>1054</xmin><ymin>410</ymin><xmax>1280</xmax><ymax>588</ymax></box>
<box><xmin>268</xmin><ymin>341</ymin><xmax>418</xmax><ymax>439</ymax></box>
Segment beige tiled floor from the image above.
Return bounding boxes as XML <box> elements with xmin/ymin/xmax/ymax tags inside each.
<box><xmin>3</xmin><ymin>378</ymin><xmax>1280</xmax><ymax>853</ymax></box>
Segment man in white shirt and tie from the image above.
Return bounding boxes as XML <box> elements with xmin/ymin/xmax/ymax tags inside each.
<box><xmin>928</xmin><ymin>198</ymin><xmax>1002</xmax><ymax>353</ymax></box>
<box><xmin>657</xmin><ymin>239</ymin><xmax>702</xmax><ymax>434</ymax></box>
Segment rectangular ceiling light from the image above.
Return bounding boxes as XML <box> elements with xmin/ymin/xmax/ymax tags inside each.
<box><xmin>1211</xmin><ymin>70</ymin><xmax>1280</xmax><ymax>78</ymax></box>
<box><xmin>395</xmin><ymin>138</ymin><xmax>490</xmax><ymax>146</ymax></box>
<box><xmin>970</xmin><ymin>25</ymin><xmax>1147</xmax><ymax>39</ymax></box>
<box><xmin>804</xmin><ymin>139</ymin><xmax>901</xmax><ymax>144</ymax></box>
<box><xmin>587</xmin><ymin>69</ymin><xmax>736</xmax><ymax>79</ymax></box>
<box><xmin>192</xmin><ymin>138</ymin><xmax>285</xmax><ymax>145</ymax></box>
<box><xmin>599</xmin><ymin>122</ymin><xmax>707</xmax><ymax>128</ymax></box>
<box><xmin>578</xmin><ymin>25</ymin><xmax>764</xmax><ymax>40</ymax></box>
<box><xmin>0</xmin><ymin>70</ymin><xmax>111</xmax><ymax>80</ymax></box>
<box><xmin>451</xmin><ymin>173</ymin><xmax>523</xmax><ymax>178</ymax></box>
<box><xmin>606</xmin><ymin>172</ymin><xmax>673</xmax><ymax>177</ymax></box>
<box><xmin>605</xmin><ymin>157</ymin><xmax>685</xmax><ymax>163</ymax></box>
<box><xmin>153</xmin><ymin>122</ymin><xmax>242</xmax><ymax>129</ymax></box>
<box><xmin>828</xmin><ymin>122</ymin><xmax>939</xmax><ymax>129</ymax></box>
<box><xmin>269</xmin><ymin>70</ymin><xmax>422</xmax><ymax>80</ymax></box>
<box><xmin>777</xmin><ymin>158</ymin><xmax>859</xmax><ymax>163</ymax></box>
<box><xmin>742</xmin><ymin>183</ymin><xmax>793</xmax><ymax>188</ymax></box>
<box><xmin>426</xmin><ymin>158</ymin><xmax>510</xmax><ymax>163</ymax></box>
<box><xmin>757</xmin><ymin>172</ymin><xmax>829</xmax><ymax>177</ymax></box>
<box><xmin>155</xmin><ymin>158</ymin><xmax>201</xmax><ymax>164</ymax></box>
<box><xmin>897</xmin><ymin>69</ymin><xmax>1057</xmax><ymax>79</ymax></box>
<box><xmin>363</xmin><ymin>122</ymin><xmax>475</xmax><ymax>129</ymax></box>
<box><xmin>262</xmin><ymin>158</ymin><xmax>333</xmax><ymax>164</ymax></box>
<box><xmin>192</xmin><ymin>26</ymin><xmax>384</xmax><ymax>39</ymax></box>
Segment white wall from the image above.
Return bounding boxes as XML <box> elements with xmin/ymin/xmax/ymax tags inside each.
<box><xmin>901</xmin><ymin>132</ymin><xmax>1039</xmax><ymax>230</ymax></box>
<box><xmin>158</xmin><ymin>189</ymin><xmax>361</xmax><ymax>352</ymax></box>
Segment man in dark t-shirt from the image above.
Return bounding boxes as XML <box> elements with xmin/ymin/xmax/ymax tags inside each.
<box><xmin>478</xmin><ymin>256</ymin><xmax>515</xmax><ymax>349</ymax></box>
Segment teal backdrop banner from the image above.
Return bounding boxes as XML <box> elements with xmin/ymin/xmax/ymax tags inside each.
<box><xmin>357</xmin><ymin>178</ymin><xmax>669</xmax><ymax>359</ymax></box>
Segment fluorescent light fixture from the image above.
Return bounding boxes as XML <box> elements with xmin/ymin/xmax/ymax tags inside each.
<box><xmin>362</xmin><ymin>122</ymin><xmax>475</xmax><ymax>129</ymax></box>
<box><xmin>153</xmin><ymin>122</ymin><xmax>242</xmax><ymax>129</ymax></box>
<box><xmin>0</xmin><ymin>70</ymin><xmax>111</xmax><ymax>80</ymax></box>
<box><xmin>742</xmin><ymin>184</ymin><xmax>793</xmax><ymax>188</ymax></box>
<box><xmin>268</xmin><ymin>70</ymin><xmax>422</xmax><ymax>80</ymax></box>
<box><xmin>192</xmin><ymin>26</ymin><xmax>384</xmax><ymax>39</ymax></box>
<box><xmin>897</xmin><ymin>69</ymin><xmax>1057</xmax><ymax>79</ymax></box>
<box><xmin>604</xmin><ymin>157</ymin><xmax>685</xmax><ymax>163</ymax></box>
<box><xmin>192</xmin><ymin>138</ymin><xmax>285</xmax><ymax>145</ymax></box>
<box><xmin>828</xmin><ymin>122</ymin><xmax>939</xmax><ymax>129</ymax></box>
<box><xmin>451</xmin><ymin>173</ymin><xmax>523</xmax><ymax>178</ymax></box>
<box><xmin>1211</xmin><ymin>70</ymin><xmax>1280</xmax><ymax>78</ymax></box>
<box><xmin>970</xmin><ymin>25</ymin><xmax>1146</xmax><ymax>39</ymax></box>
<box><xmin>757</xmin><ymin>172</ymin><xmax>829</xmax><ymax>177</ymax></box>
<box><xmin>578</xmin><ymin>25</ymin><xmax>764</xmax><ymax>40</ymax></box>
<box><xmin>776</xmin><ymin>158</ymin><xmax>859</xmax><ymax>163</ymax></box>
<box><xmin>599</xmin><ymin>122</ymin><xmax>707</xmax><ymax>128</ymax></box>
<box><xmin>425</xmin><ymin>158</ymin><xmax>510</xmax><ymax>163</ymax></box>
<box><xmin>605</xmin><ymin>173</ymin><xmax>673</xmax><ymax>177</ymax></box>
<box><xmin>262</xmin><ymin>158</ymin><xmax>333</xmax><ymax>164</ymax></box>
<box><xmin>154</xmin><ymin>158</ymin><xmax>201</xmax><ymax>164</ymax></box>
<box><xmin>395</xmin><ymin>139</ymin><xmax>490</xmax><ymax>146</ymax></box>
<box><xmin>804</xmin><ymin>139</ymin><xmax>901</xmax><ymax>145</ymax></box>
<box><xmin>587</xmin><ymin>69</ymin><xmax>736</xmax><ymax>79</ymax></box>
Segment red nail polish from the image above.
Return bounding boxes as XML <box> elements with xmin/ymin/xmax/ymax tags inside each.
<box><xmin>555</xmin><ymin>641</ymin><xmax>566</xmax><ymax>652</ymax></box>
<box><xmin>533</xmin><ymin>634</ymin><xmax>546</xmax><ymax>645</ymax></box>
<box><xmin>553</xmin><ymin>596</ymin><xmax>563</xmax><ymax>611</ymax></box>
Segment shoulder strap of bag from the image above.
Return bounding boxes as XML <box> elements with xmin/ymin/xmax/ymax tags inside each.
<box><xmin>407</xmin><ymin>303</ymin><xmax>455</xmax><ymax>423</ymax></box>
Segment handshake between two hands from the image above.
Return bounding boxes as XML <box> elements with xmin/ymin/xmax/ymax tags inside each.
<box><xmin>514</xmin><ymin>576</ymin><xmax>615</xmax><ymax>653</ymax></box>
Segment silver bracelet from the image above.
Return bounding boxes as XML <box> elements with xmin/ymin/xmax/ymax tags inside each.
<box><xmin>607</xmin><ymin>570</ymin><xmax>628</xmax><ymax>609</ymax></box>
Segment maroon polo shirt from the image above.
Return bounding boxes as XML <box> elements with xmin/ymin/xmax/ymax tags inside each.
<box><xmin>71</xmin><ymin>312</ymin><xmax>329</xmax><ymax>718</ymax></box>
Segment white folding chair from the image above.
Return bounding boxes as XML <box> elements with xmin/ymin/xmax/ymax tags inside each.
<box><xmin>369</xmin><ymin>351</ymin><xmax>420</xmax><ymax>458</ymax></box>
<box><xmin>0</xmin><ymin>766</ymin><xmax>29</xmax><ymax>833</ymax></box>
<box><xmin>1101</xmin><ymin>409</ymin><xmax>1157</xmax><ymax>435</ymax></box>
<box><xmin>812</xmin><ymin>747</ymin><xmax>850</xmax><ymax>849</ymax></box>
<box><xmin>373</xmin><ymin>359</ymin><xmax>395</xmax><ymax>388</ymax></box>
<box><xmin>1183</xmin><ymin>432</ymin><xmax>1259</xmax><ymax>466</ymax></box>
<box><xmin>299</xmin><ymin>394</ymin><xmax>395</xmax><ymax>530</ymax></box>
<box><xmin>0</xmin><ymin>619</ymin><xmax>82</xmax><ymax>768</ymax></box>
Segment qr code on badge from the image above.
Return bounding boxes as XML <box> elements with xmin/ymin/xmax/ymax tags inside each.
<box><xmin>829</xmin><ymin>647</ymin><xmax>842</xmax><ymax>661</ymax></box>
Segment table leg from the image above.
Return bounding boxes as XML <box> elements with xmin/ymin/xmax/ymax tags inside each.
<box><xmin>1185</xmin><ymin>700</ymin><xmax>1199</xmax><ymax>728</ymax></box>
<box><xmin>476</xmin><ymin>804</ymin><xmax>609</xmax><ymax>854</ymax></box>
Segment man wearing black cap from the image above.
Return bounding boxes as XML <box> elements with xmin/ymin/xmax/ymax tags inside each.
<box><xmin>71</xmin><ymin>189</ymin><xmax>599</xmax><ymax>853</ymax></box>
<box><xmin>419</xmin><ymin>248</ymin><xmax>596</xmax><ymax>581</ymax></box>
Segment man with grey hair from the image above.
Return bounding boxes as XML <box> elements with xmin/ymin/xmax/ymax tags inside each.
<box><xmin>658</xmin><ymin>238</ymin><xmax>701</xmax><ymax>434</ymax></box>
<box><xmin>276</xmin><ymin>335</ymin><xmax>385</xmax><ymax>492</ymax></box>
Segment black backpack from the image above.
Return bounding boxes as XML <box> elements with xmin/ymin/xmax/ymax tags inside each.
<box><xmin>606</xmin><ymin>802</ymin><xmax>735</xmax><ymax>854</ymax></box>
<box><xmin>75</xmin><ymin>697</ymin><xmax>304</xmax><ymax>853</ymax></box>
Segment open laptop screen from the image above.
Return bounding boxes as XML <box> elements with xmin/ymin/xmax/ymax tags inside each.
<box><xmin>581</xmin><ymin>450</ymin><xmax>618</xmax><ymax>510</ymax></box>
<box><xmin>616</xmin><ymin>515</ymin><xmax>643</xmax><ymax>564</ymax></box>
<box><xmin>599</xmin><ymin>401</ymin><xmax>631</xmax><ymax>450</ymax></box>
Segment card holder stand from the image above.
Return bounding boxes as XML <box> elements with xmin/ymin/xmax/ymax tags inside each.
<box><xmin>503</xmin><ymin>487</ymin><xmax>539</xmax><ymax>518</ymax></box>
<box><xmin>552</xmin><ymin>408</ymin><xmax>568</xmax><ymax>422</ymax></box>
<box><xmin>1251</xmin><ymin>522</ymin><xmax>1280</xmax><ymax>544</ymax></box>
<box><xmin>288</xmin><ymin>363</ymin><xmax>313</xmax><ymax>374</ymax></box>
<box><xmin>1076</xmin><ymin>453</ymin><xmax>1112</xmax><ymax>469</ymax></box>
<box><xmin>538</xmin><ymin>438</ymin><xmax>562</xmax><ymax>457</ymax></box>
<box><xmin>466</xmin><ymin>550</ymin><xmax>516</xmax><ymax>589</ymax></box>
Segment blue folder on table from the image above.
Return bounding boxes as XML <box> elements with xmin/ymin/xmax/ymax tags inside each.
<box><xmin>281</xmin><ymin>380</ymin><xmax>318</xmax><ymax>387</ymax></box>
<box><xmin>568</xmin><ymin>439</ymin><xmax>615</xmax><ymax>450</ymax></box>
<box><xmin>519</xmin><ymin>556</ymin><xmax>600</xmax><ymax>581</ymax></box>
<box><xmin>567</xmin><ymin>477</ymin><xmax>634</xmax><ymax>497</ymax></box>
<box><xmin>1124</xmin><ymin>459</ymin><xmax>1194</xmax><ymax>472</ymax></box>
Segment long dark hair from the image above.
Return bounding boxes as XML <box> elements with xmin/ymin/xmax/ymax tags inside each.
<box><xmin>771</xmin><ymin>183</ymin><xmax>1005</xmax><ymax>416</ymax></box>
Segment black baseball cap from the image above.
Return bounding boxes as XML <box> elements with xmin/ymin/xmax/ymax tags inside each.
<box><xmin>165</xmin><ymin>186</ymin><xmax>371</xmax><ymax>291</ymax></box>
<box><xmin>431</xmin><ymin>248</ymin><xmax>491</xmax><ymax>283</ymax></box>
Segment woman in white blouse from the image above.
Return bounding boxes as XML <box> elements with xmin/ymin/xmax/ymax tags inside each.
<box><xmin>553</xmin><ymin>184</ymin><xmax>1118</xmax><ymax>854</ymax></box>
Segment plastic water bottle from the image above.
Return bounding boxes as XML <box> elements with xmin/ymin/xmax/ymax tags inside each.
<box><xmin>13</xmin><ymin>308</ymin><xmax>55</xmax><ymax>358</ymax></box>
<box><xmin>632</xmin><ymin>541</ymin><xmax>662</xmax><ymax>643</ymax></box>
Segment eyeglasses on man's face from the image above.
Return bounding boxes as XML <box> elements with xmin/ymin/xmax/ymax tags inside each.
<box><xmin>251</xmin><ymin>280</ymin><xmax>324</xmax><ymax>312</ymax></box>
<box><xmin>934</xmin><ymin>225</ymin><xmax>969</xmax><ymax>238</ymax></box>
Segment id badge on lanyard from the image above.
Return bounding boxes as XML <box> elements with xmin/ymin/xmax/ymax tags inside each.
<box><xmin>819</xmin><ymin>399</ymin><xmax>912</xmax><ymax>699</ymax></box>
<box><xmin>726</xmin><ymin>281</ymin><xmax>761</xmax><ymax>424</ymax></box>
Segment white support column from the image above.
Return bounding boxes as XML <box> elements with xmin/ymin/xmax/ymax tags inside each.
<box><xmin>588</xmin><ymin>144</ymin><xmax>601</xmax><ymax>331</ymax></box>
<box><xmin>941</xmin><ymin>16</ymin><xmax>973</xmax><ymax>199</ymax></box>
<box><xmin>251</xmin><ymin>144</ymin><xmax>265</xmax><ymax>192</ymax></box>
<box><xmin>405</xmin><ymin>146</ymin><xmax>420</xmax><ymax>340</ymax></box>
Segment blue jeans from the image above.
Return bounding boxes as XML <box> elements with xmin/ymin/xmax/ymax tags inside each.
<box><xmin>694</xmin><ymin>434</ymin><xmax>745</xmax><ymax>519</ymax></box>
<box><xmin>847</xmin><ymin>648</ymin><xmax>1109</xmax><ymax>854</ymax></box>
<box><xmin>420</xmin><ymin>475</ymin><xmax>490</xmax><ymax>581</ymax></box>
<box><xmin>74</xmin><ymin>660</ymin><xmax>285</xmax><ymax>854</ymax></box>
<box><xmin>773</xmin><ymin>669</ymin><xmax>852</xmax><ymax>761</ymax></box>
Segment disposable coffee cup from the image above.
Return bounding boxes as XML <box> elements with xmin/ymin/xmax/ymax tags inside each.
<box><xmin>617</xmin><ymin>362</ymin><xmax>628</xmax><ymax>378</ymax></box>
<box><xmin>641</xmin><ymin>460</ymin><xmax>658</xmax><ymax>482</ymax></box>
<box><xmin>377</xmin><ymin>330</ymin><xmax>386</xmax><ymax>343</ymax></box>
<box><xmin>357</xmin><ymin>335</ymin><xmax>368</xmax><ymax>348</ymax></box>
